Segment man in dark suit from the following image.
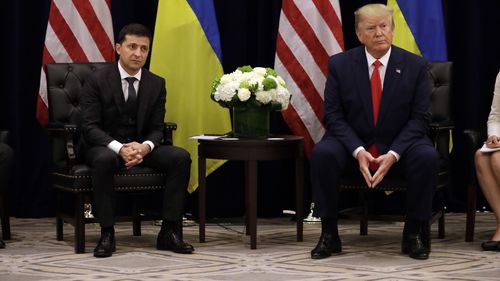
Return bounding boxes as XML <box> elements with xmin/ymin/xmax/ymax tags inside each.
<box><xmin>310</xmin><ymin>4</ymin><xmax>437</xmax><ymax>260</ymax></box>
<box><xmin>80</xmin><ymin>23</ymin><xmax>193</xmax><ymax>258</ymax></box>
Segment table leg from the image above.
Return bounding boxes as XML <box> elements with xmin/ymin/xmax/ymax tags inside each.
<box><xmin>246</xmin><ymin>160</ymin><xmax>258</xmax><ymax>249</ymax></box>
<box><xmin>296</xmin><ymin>156</ymin><xmax>304</xmax><ymax>242</ymax></box>
<box><xmin>198</xmin><ymin>156</ymin><xmax>206</xmax><ymax>243</ymax></box>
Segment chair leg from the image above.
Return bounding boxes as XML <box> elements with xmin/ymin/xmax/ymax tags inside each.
<box><xmin>465</xmin><ymin>182</ymin><xmax>477</xmax><ymax>242</ymax></box>
<box><xmin>359</xmin><ymin>191</ymin><xmax>368</xmax><ymax>236</ymax></box>
<box><xmin>0</xmin><ymin>189</ymin><xmax>10</xmax><ymax>240</ymax></box>
<box><xmin>56</xmin><ymin>191</ymin><xmax>64</xmax><ymax>241</ymax></box>
<box><xmin>132</xmin><ymin>201</ymin><xmax>141</xmax><ymax>236</ymax></box>
<box><xmin>74</xmin><ymin>193</ymin><xmax>86</xmax><ymax>253</ymax></box>
<box><xmin>56</xmin><ymin>217</ymin><xmax>64</xmax><ymax>241</ymax></box>
<box><xmin>438</xmin><ymin>211</ymin><xmax>445</xmax><ymax>239</ymax></box>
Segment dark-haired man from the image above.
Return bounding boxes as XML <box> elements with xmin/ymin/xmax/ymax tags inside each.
<box><xmin>81</xmin><ymin>23</ymin><xmax>193</xmax><ymax>258</ymax></box>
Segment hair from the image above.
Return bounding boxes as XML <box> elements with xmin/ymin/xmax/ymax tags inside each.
<box><xmin>354</xmin><ymin>4</ymin><xmax>394</xmax><ymax>31</ymax></box>
<box><xmin>117</xmin><ymin>23</ymin><xmax>152</xmax><ymax>44</ymax></box>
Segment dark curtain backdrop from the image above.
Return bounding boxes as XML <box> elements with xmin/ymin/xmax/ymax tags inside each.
<box><xmin>2</xmin><ymin>0</ymin><xmax>499</xmax><ymax>218</ymax></box>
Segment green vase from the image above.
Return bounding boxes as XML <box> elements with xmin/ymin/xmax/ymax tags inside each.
<box><xmin>232</xmin><ymin>106</ymin><xmax>270</xmax><ymax>138</ymax></box>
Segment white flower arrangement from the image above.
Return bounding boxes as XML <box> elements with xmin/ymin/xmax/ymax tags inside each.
<box><xmin>211</xmin><ymin>65</ymin><xmax>291</xmax><ymax>110</ymax></box>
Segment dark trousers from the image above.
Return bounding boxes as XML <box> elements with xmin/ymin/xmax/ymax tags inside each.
<box><xmin>85</xmin><ymin>145</ymin><xmax>191</xmax><ymax>228</ymax></box>
<box><xmin>310</xmin><ymin>136</ymin><xmax>437</xmax><ymax>221</ymax></box>
<box><xmin>0</xmin><ymin>143</ymin><xmax>14</xmax><ymax>191</ymax></box>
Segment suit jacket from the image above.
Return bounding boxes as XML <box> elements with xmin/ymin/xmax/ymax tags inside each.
<box><xmin>80</xmin><ymin>63</ymin><xmax>167</xmax><ymax>148</ymax></box>
<box><xmin>323</xmin><ymin>45</ymin><xmax>432</xmax><ymax>157</ymax></box>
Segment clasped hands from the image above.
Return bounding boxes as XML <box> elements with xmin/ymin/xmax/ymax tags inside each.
<box><xmin>119</xmin><ymin>142</ymin><xmax>151</xmax><ymax>168</ymax></box>
<box><xmin>357</xmin><ymin>150</ymin><xmax>396</xmax><ymax>188</ymax></box>
<box><xmin>485</xmin><ymin>135</ymin><xmax>500</xmax><ymax>148</ymax></box>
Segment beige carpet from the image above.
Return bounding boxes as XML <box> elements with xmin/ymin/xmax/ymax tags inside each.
<box><xmin>0</xmin><ymin>213</ymin><xmax>499</xmax><ymax>280</ymax></box>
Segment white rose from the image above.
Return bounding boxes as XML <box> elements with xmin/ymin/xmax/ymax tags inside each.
<box><xmin>215</xmin><ymin>81</ymin><xmax>238</xmax><ymax>102</ymax></box>
<box><xmin>253</xmin><ymin>67</ymin><xmax>267</xmax><ymax>76</ymax></box>
<box><xmin>237</xmin><ymin>88</ymin><xmax>251</xmax><ymax>102</ymax></box>
<box><xmin>220</xmin><ymin>74</ymin><xmax>232</xmax><ymax>85</ymax></box>
<box><xmin>255</xmin><ymin>90</ymin><xmax>273</xmax><ymax>104</ymax></box>
<box><xmin>273</xmin><ymin>86</ymin><xmax>290</xmax><ymax>109</ymax></box>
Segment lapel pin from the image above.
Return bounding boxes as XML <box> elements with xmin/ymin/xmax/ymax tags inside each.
<box><xmin>396</xmin><ymin>68</ymin><xmax>401</xmax><ymax>74</ymax></box>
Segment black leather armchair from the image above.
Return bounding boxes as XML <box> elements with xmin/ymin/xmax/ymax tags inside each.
<box><xmin>338</xmin><ymin>62</ymin><xmax>453</xmax><ymax>248</ymax></box>
<box><xmin>46</xmin><ymin>62</ymin><xmax>178</xmax><ymax>253</ymax></box>
<box><xmin>0</xmin><ymin>130</ymin><xmax>12</xmax><ymax>241</ymax></box>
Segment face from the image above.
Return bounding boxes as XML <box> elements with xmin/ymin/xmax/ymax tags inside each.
<box><xmin>115</xmin><ymin>34</ymin><xmax>150</xmax><ymax>75</ymax></box>
<box><xmin>356</xmin><ymin>14</ymin><xmax>394</xmax><ymax>59</ymax></box>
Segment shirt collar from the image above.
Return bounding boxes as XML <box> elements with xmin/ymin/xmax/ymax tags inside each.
<box><xmin>118</xmin><ymin>61</ymin><xmax>142</xmax><ymax>81</ymax></box>
<box><xmin>365</xmin><ymin>47</ymin><xmax>391</xmax><ymax>67</ymax></box>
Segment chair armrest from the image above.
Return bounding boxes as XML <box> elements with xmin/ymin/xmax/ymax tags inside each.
<box><xmin>163</xmin><ymin>122</ymin><xmax>177</xmax><ymax>145</ymax></box>
<box><xmin>0</xmin><ymin>130</ymin><xmax>10</xmax><ymax>144</ymax></box>
<box><xmin>48</xmin><ymin>123</ymin><xmax>78</xmax><ymax>170</ymax></box>
<box><xmin>429</xmin><ymin>121</ymin><xmax>454</xmax><ymax>161</ymax></box>
<box><xmin>464</xmin><ymin>129</ymin><xmax>486</xmax><ymax>152</ymax></box>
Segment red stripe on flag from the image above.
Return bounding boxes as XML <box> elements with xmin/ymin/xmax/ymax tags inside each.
<box><xmin>282</xmin><ymin>106</ymin><xmax>315</xmax><ymax>157</ymax></box>
<box><xmin>275</xmin><ymin>0</ymin><xmax>344</xmax><ymax>157</ymax></box>
<box><xmin>42</xmin><ymin>46</ymin><xmax>56</xmax><ymax>65</ymax></box>
<box><xmin>73</xmin><ymin>0</ymin><xmax>115</xmax><ymax>61</ymax></box>
<box><xmin>37</xmin><ymin>0</ymin><xmax>114</xmax><ymax>126</ymax></box>
<box><xmin>276</xmin><ymin>34</ymin><xmax>324</xmax><ymax>122</ymax></box>
<box><xmin>282</xmin><ymin>1</ymin><xmax>330</xmax><ymax>76</ymax></box>
<box><xmin>36</xmin><ymin>97</ymin><xmax>49</xmax><ymax>127</ymax></box>
<box><xmin>49</xmin><ymin>4</ymin><xmax>88</xmax><ymax>62</ymax></box>
<box><xmin>312</xmin><ymin>0</ymin><xmax>345</xmax><ymax>50</ymax></box>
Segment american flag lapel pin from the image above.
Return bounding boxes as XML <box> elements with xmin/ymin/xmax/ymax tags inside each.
<box><xmin>396</xmin><ymin>68</ymin><xmax>401</xmax><ymax>74</ymax></box>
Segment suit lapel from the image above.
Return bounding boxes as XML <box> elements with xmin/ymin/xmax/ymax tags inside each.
<box><xmin>109</xmin><ymin>65</ymin><xmax>125</xmax><ymax>115</ymax></box>
<box><xmin>353</xmin><ymin>48</ymin><xmax>375</xmax><ymax>127</ymax></box>
<box><xmin>378</xmin><ymin>47</ymin><xmax>404</xmax><ymax>126</ymax></box>
<box><xmin>136</xmin><ymin>69</ymin><xmax>151</xmax><ymax>134</ymax></box>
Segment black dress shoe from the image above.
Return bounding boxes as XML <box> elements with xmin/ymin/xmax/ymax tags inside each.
<box><xmin>402</xmin><ymin>234</ymin><xmax>429</xmax><ymax>260</ymax></box>
<box><xmin>0</xmin><ymin>239</ymin><xmax>5</xmax><ymax>249</ymax></box>
<box><xmin>157</xmin><ymin>229</ymin><xmax>194</xmax><ymax>254</ymax></box>
<box><xmin>481</xmin><ymin>240</ymin><xmax>500</xmax><ymax>251</ymax></box>
<box><xmin>94</xmin><ymin>232</ymin><xmax>116</xmax><ymax>258</ymax></box>
<box><xmin>311</xmin><ymin>233</ymin><xmax>342</xmax><ymax>259</ymax></box>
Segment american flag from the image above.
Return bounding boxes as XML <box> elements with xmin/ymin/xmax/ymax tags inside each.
<box><xmin>275</xmin><ymin>0</ymin><xmax>344</xmax><ymax>157</ymax></box>
<box><xmin>36</xmin><ymin>0</ymin><xmax>115</xmax><ymax>126</ymax></box>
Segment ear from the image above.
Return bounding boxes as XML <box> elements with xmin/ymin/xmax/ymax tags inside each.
<box><xmin>355</xmin><ymin>30</ymin><xmax>364</xmax><ymax>44</ymax></box>
<box><xmin>115</xmin><ymin>43</ymin><xmax>121</xmax><ymax>55</ymax></box>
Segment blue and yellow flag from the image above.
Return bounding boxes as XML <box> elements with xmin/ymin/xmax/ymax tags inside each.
<box><xmin>388</xmin><ymin>0</ymin><xmax>447</xmax><ymax>61</ymax></box>
<box><xmin>150</xmin><ymin>0</ymin><xmax>231</xmax><ymax>193</ymax></box>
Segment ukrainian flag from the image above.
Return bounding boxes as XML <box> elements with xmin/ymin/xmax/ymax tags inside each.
<box><xmin>388</xmin><ymin>0</ymin><xmax>447</xmax><ymax>61</ymax></box>
<box><xmin>150</xmin><ymin>0</ymin><xmax>231</xmax><ymax>193</ymax></box>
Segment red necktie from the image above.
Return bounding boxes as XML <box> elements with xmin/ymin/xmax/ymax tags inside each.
<box><xmin>368</xmin><ymin>60</ymin><xmax>382</xmax><ymax>171</ymax></box>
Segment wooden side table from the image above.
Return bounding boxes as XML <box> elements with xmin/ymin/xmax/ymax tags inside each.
<box><xmin>197</xmin><ymin>135</ymin><xmax>304</xmax><ymax>249</ymax></box>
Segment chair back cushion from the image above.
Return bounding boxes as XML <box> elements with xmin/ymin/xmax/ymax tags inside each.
<box><xmin>429</xmin><ymin>62</ymin><xmax>452</xmax><ymax>123</ymax></box>
<box><xmin>46</xmin><ymin>63</ymin><xmax>109</xmax><ymax>126</ymax></box>
<box><xmin>46</xmin><ymin>63</ymin><xmax>109</xmax><ymax>168</ymax></box>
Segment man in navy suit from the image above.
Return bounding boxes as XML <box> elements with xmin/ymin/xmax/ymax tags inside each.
<box><xmin>310</xmin><ymin>4</ymin><xmax>437</xmax><ymax>260</ymax></box>
<box><xmin>81</xmin><ymin>23</ymin><xmax>193</xmax><ymax>258</ymax></box>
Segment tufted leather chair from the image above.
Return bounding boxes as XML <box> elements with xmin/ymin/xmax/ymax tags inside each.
<box><xmin>0</xmin><ymin>130</ymin><xmax>12</xmax><ymax>240</ymax></box>
<box><xmin>338</xmin><ymin>62</ymin><xmax>453</xmax><ymax>249</ymax></box>
<box><xmin>46</xmin><ymin>62</ymin><xmax>178</xmax><ymax>253</ymax></box>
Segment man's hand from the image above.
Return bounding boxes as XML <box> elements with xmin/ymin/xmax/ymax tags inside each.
<box><xmin>356</xmin><ymin>150</ymin><xmax>375</xmax><ymax>188</ymax></box>
<box><xmin>119</xmin><ymin>142</ymin><xmax>151</xmax><ymax>168</ymax></box>
<box><xmin>370</xmin><ymin>153</ymin><xmax>396</xmax><ymax>187</ymax></box>
<box><xmin>357</xmin><ymin>150</ymin><xmax>396</xmax><ymax>188</ymax></box>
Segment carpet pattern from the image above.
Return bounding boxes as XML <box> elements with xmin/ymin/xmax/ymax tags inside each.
<box><xmin>1</xmin><ymin>213</ymin><xmax>500</xmax><ymax>280</ymax></box>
